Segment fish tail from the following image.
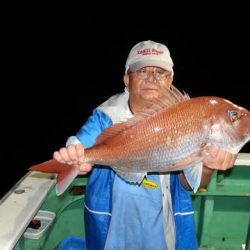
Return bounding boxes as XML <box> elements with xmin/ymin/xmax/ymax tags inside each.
<box><xmin>29</xmin><ymin>159</ymin><xmax>79</xmax><ymax>195</ymax></box>
<box><xmin>56</xmin><ymin>166</ymin><xmax>79</xmax><ymax>195</ymax></box>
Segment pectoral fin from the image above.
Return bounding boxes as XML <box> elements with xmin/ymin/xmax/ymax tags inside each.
<box><xmin>116</xmin><ymin>170</ymin><xmax>146</xmax><ymax>184</ymax></box>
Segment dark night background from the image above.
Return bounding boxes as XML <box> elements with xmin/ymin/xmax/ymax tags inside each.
<box><xmin>2</xmin><ymin>4</ymin><xmax>249</xmax><ymax>198</ymax></box>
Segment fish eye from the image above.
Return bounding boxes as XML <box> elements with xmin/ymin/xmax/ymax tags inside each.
<box><xmin>227</xmin><ymin>110</ymin><xmax>239</xmax><ymax>122</ymax></box>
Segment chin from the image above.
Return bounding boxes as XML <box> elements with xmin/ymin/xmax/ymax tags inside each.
<box><xmin>143</xmin><ymin>92</ymin><xmax>159</xmax><ymax>101</ymax></box>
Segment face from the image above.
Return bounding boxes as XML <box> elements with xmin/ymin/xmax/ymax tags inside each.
<box><xmin>124</xmin><ymin>66</ymin><xmax>173</xmax><ymax>111</ymax></box>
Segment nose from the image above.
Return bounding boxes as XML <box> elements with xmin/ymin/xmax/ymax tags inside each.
<box><xmin>147</xmin><ymin>71</ymin><xmax>158</xmax><ymax>82</ymax></box>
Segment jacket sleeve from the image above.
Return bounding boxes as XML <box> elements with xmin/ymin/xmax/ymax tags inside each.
<box><xmin>66</xmin><ymin>108</ymin><xmax>113</xmax><ymax>148</ymax></box>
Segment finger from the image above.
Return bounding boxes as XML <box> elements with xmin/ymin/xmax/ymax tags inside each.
<box><xmin>58</xmin><ymin>147</ymin><xmax>73</xmax><ymax>163</ymax></box>
<box><xmin>79</xmin><ymin>163</ymin><xmax>92</xmax><ymax>173</ymax></box>
<box><xmin>67</xmin><ymin>145</ymin><xmax>79</xmax><ymax>162</ymax></box>
<box><xmin>53</xmin><ymin>151</ymin><xmax>64</xmax><ymax>163</ymax></box>
<box><xmin>204</xmin><ymin>149</ymin><xmax>236</xmax><ymax>170</ymax></box>
<box><xmin>220</xmin><ymin>152</ymin><xmax>236</xmax><ymax>170</ymax></box>
<box><xmin>203</xmin><ymin>148</ymin><xmax>224</xmax><ymax>169</ymax></box>
<box><xmin>75</xmin><ymin>144</ymin><xmax>85</xmax><ymax>163</ymax></box>
<box><xmin>209</xmin><ymin>147</ymin><xmax>219</xmax><ymax>158</ymax></box>
<box><xmin>203</xmin><ymin>147</ymin><xmax>220</xmax><ymax>166</ymax></box>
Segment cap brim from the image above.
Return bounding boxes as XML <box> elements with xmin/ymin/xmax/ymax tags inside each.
<box><xmin>129</xmin><ymin>60</ymin><xmax>173</xmax><ymax>73</ymax></box>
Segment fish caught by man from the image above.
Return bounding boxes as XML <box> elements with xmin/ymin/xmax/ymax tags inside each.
<box><xmin>29</xmin><ymin>85</ymin><xmax>250</xmax><ymax>195</ymax></box>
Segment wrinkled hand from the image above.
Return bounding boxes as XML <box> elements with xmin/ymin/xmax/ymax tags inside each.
<box><xmin>53</xmin><ymin>143</ymin><xmax>92</xmax><ymax>174</ymax></box>
<box><xmin>203</xmin><ymin>147</ymin><xmax>237</xmax><ymax>170</ymax></box>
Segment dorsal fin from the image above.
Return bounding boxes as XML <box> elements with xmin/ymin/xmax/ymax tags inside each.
<box><xmin>142</xmin><ymin>84</ymin><xmax>190</xmax><ymax>113</ymax></box>
<box><xmin>95</xmin><ymin>85</ymin><xmax>189</xmax><ymax>145</ymax></box>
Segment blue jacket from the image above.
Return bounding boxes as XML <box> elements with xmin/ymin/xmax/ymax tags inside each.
<box><xmin>70</xmin><ymin>91</ymin><xmax>200</xmax><ymax>250</ymax></box>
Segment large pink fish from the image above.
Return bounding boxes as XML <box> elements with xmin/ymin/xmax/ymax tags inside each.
<box><xmin>29</xmin><ymin>86</ymin><xmax>250</xmax><ymax>195</ymax></box>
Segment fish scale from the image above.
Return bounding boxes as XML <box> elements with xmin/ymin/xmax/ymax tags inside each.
<box><xmin>84</xmin><ymin>95</ymin><xmax>250</xmax><ymax>176</ymax></box>
<box><xmin>29</xmin><ymin>86</ymin><xmax>250</xmax><ymax>195</ymax></box>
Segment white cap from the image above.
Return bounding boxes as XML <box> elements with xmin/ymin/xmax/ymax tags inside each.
<box><xmin>125</xmin><ymin>40</ymin><xmax>174</xmax><ymax>75</ymax></box>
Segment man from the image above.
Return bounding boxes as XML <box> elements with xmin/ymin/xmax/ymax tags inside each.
<box><xmin>54</xmin><ymin>40</ymin><xmax>237</xmax><ymax>250</ymax></box>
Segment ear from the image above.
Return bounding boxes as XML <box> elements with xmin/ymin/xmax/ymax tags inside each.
<box><xmin>166</xmin><ymin>76</ymin><xmax>173</xmax><ymax>89</ymax></box>
<box><xmin>123</xmin><ymin>74</ymin><xmax>129</xmax><ymax>90</ymax></box>
<box><xmin>168</xmin><ymin>76</ymin><xmax>173</xmax><ymax>85</ymax></box>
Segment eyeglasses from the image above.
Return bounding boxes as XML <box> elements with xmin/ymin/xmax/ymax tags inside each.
<box><xmin>132</xmin><ymin>68</ymin><xmax>171</xmax><ymax>81</ymax></box>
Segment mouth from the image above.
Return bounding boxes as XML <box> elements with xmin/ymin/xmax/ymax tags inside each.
<box><xmin>142</xmin><ymin>85</ymin><xmax>159</xmax><ymax>91</ymax></box>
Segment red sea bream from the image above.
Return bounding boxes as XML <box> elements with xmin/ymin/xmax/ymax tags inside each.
<box><xmin>29</xmin><ymin>86</ymin><xmax>250</xmax><ymax>195</ymax></box>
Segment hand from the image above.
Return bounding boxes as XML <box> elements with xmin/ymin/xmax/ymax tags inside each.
<box><xmin>53</xmin><ymin>143</ymin><xmax>92</xmax><ymax>174</ymax></box>
<box><xmin>203</xmin><ymin>147</ymin><xmax>237</xmax><ymax>171</ymax></box>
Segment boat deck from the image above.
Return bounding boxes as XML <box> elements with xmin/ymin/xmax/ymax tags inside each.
<box><xmin>0</xmin><ymin>153</ymin><xmax>249</xmax><ymax>249</ymax></box>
